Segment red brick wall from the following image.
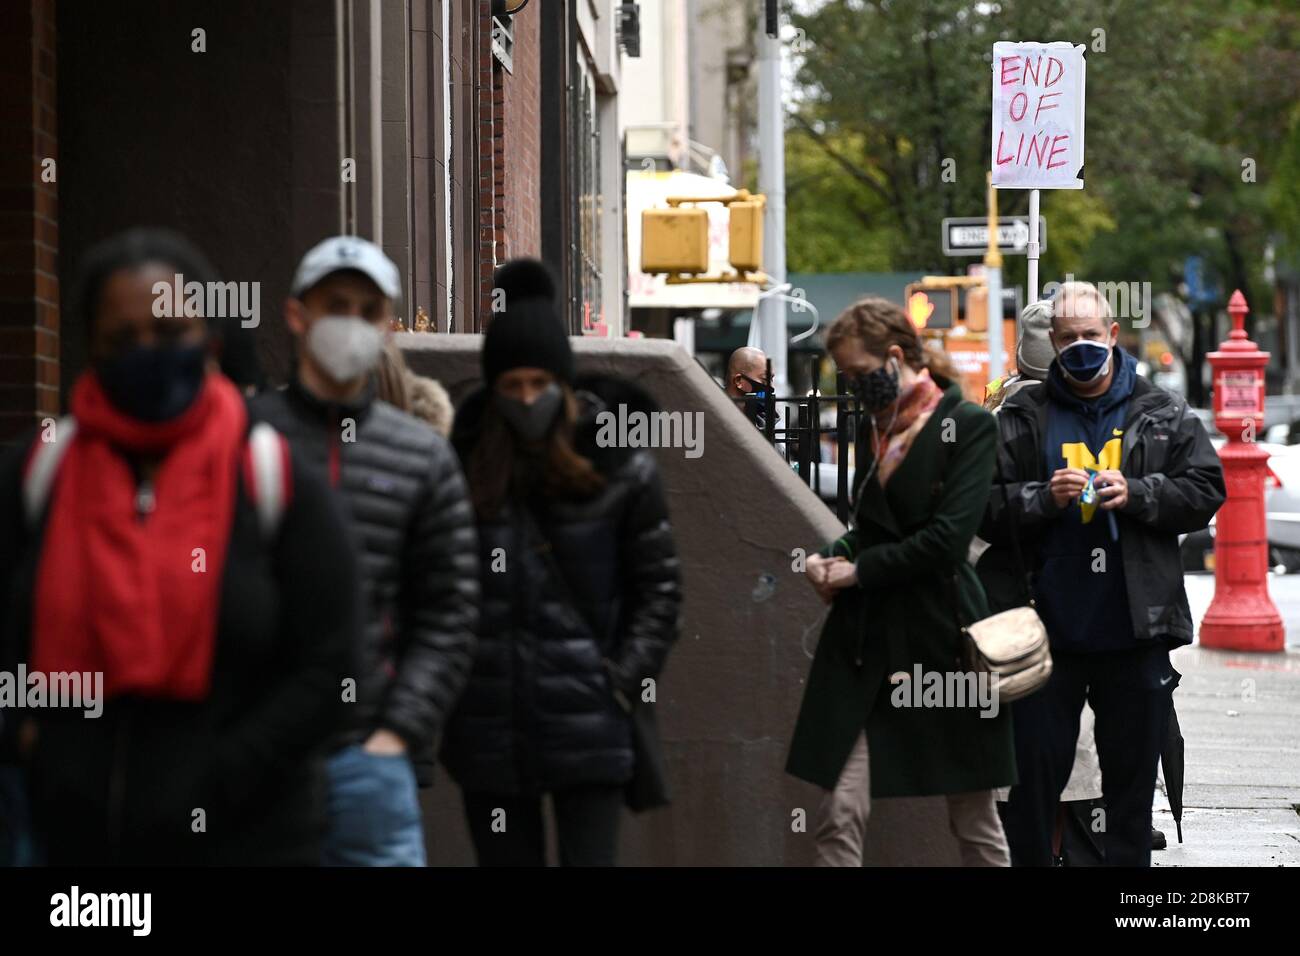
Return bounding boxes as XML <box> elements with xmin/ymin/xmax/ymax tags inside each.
<box><xmin>476</xmin><ymin>0</ymin><xmax>496</xmax><ymax>323</ymax></box>
<box><xmin>501</xmin><ymin>9</ymin><xmax>541</xmax><ymax>259</ymax></box>
<box><xmin>0</xmin><ymin>0</ymin><xmax>59</xmax><ymax>443</ymax></box>
<box><xmin>476</xmin><ymin>1</ymin><xmax>544</xmax><ymax>326</ymax></box>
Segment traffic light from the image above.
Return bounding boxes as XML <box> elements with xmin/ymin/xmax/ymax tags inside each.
<box><xmin>640</xmin><ymin>207</ymin><xmax>709</xmax><ymax>274</ymax></box>
<box><xmin>728</xmin><ymin>199</ymin><xmax>764</xmax><ymax>273</ymax></box>
<box><xmin>908</xmin><ymin>290</ymin><xmax>935</xmax><ymax>328</ymax></box>
<box><xmin>903</xmin><ymin>285</ymin><xmax>956</xmax><ymax>329</ymax></box>
<box><xmin>641</xmin><ymin>190</ymin><xmax>766</xmax><ymax>279</ymax></box>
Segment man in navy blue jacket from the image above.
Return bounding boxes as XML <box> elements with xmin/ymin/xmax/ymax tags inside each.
<box><xmin>982</xmin><ymin>281</ymin><xmax>1225</xmax><ymax>866</ymax></box>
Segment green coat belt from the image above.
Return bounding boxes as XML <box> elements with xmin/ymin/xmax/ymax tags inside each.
<box><xmin>785</xmin><ymin>383</ymin><xmax>1018</xmax><ymax>797</ymax></box>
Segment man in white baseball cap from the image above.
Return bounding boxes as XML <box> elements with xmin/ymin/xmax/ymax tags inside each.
<box><xmin>280</xmin><ymin>235</ymin><xmax>402</xmax><ymax>398</ymax></box>
<box><xmin>252</xmin><ymin>235</ymin><xmax>479</xmax><ymax>866</ymax></box>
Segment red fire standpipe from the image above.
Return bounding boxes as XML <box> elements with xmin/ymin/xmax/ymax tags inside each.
<box><xmin>1200</xmin><ymin>290</ymin><xmax>1285</xmax><ymax>651</ymax></box>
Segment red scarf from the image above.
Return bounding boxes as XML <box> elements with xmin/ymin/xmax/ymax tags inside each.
<box><xmin>31</xmin><ymin>371</ymin><xmax>247</xmax><ymax>701</ymax></box>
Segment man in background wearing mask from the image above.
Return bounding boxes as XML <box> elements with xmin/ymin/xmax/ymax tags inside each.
<box><xmin>725</xmin><ymin>346</ymin><xmax>779</xmax><ymax>433</ymax></box>
<box><xmin>982</xmin><ymin>281</ymin><xmax>1223</xmax><ymax>867</ymax></box>
<box><xmin>725</xmin><ymin>346</ymin><xmax>769</xmax><ymax>402</ymax></box>
<box><xmin>251</xmin><ymin>236</ymin><xmax>479</xmax><ymax>866</ymax></box>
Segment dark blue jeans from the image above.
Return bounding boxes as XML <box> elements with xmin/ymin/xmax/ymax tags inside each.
<box><xmin>999</xmin><ymin>644</ymin><xmax>1178</xmax><ymax>867</ymax></box>
<box><xmin>321</xmin><ymin>745</ymin><xmax>426</xmax><ymax>867</ymax></box>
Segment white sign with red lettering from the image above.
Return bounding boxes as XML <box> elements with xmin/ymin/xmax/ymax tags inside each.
<box><xmin>991</xmin><ymin>41</ymin><xmax>1086</xmax><ymax>189</ymax></box>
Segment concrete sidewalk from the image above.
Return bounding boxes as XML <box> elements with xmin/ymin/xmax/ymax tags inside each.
<box><xmin>1153</xmin><ymin>575</ymin><xmax>1300</xmax><ymax>866</ymax></box>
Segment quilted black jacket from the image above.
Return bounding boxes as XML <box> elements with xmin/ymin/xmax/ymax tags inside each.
<box><xmin>440</xmin><ymin>375</ymin><xmax>682</xmax><ymax>795</ymax></box>
<box><xmin>251</xmin><ymin>378</ymin><xmax>479</xmax><ymax>784</ymax></box>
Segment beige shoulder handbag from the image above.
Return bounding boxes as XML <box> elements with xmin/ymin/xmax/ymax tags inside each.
<box><xmin>952</xmin><ymin>478</ymin><xmax>1051</xmax><ymax>704</ymax></box>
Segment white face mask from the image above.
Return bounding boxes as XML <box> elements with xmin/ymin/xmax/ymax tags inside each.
<box><xmin>306</xmin><ymin>315</ymin><xmax>384</xmax><ymax>385</ymax></box>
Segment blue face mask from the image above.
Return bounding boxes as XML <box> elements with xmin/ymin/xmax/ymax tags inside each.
<box><xmin>96</xmin><ymin>343</ymin><xmax>208</xmax><ymax>422</ymax></box>
<box><xmin>1057</xmin><ymin>340</ymin><xmax>1112</xmax><ymax>385</ymax></box>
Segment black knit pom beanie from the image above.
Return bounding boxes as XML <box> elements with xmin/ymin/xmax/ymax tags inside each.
<box><xmin>482</xmin><ymin>259</ymin><xmax>574</xmax><ymax>386</ymax></box>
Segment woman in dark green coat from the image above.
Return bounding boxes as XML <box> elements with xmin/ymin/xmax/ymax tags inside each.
<box><xmin>787</xmin><ymin>296</ymin><xmax>1016</xmax><ymax>866</ymax></box>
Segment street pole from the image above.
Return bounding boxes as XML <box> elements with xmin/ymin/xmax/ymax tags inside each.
<box><xmin>757</xmin><ymin>16</ymin><xmax>788</xmax><ymax>395</ymax></box>
<box><xmin>1027</xmin><ymin>187</ymin><xmax>1041</xmax><ymax>303</ymax></box>
<box><xmin>985</xmin><ymin>172</ymin><xmax>1004</xmax><ymax>387</ymax></box>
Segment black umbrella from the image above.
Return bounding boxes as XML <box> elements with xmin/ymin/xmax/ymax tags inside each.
<box><xmin>1062</xmin><ymin>798</ymin><xmax>1107</xmax><ymax>865</ymax></box>
<box><xmin>1161</xmin><ymin>699</ymin><xmax>1185</xmax><ymax>843</ymax></box>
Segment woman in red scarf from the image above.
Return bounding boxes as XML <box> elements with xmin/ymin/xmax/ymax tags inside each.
<box><xmin>786</xmin><ymin>296</ymin><xmax>1016</xmax><ymax>866</ymax></box>
<box><xmin>0</xmin><ymin>229</ymin><xmax>360</xmax><ymax>865</ymax></box>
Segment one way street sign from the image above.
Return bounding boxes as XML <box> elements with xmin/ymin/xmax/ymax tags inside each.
<box><xmin>942</xmin><ymin>216</ymin><xmax>1047</xmax><ymax>257</ymax></box>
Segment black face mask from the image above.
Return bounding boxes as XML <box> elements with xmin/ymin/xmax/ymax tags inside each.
<box><xmin>96</xmin><ymin>343</ymin><xmax>208</xmax><ymax>422</ymax></box>
<box><xmin>848</xmin><ymin>360</ymin><xmax>900</xmax><ymax>413</ymax></box>
<box><xmin>740</xmin><ymin>374</ymin><xmax>768</xmax><ymax>398</ymax></box>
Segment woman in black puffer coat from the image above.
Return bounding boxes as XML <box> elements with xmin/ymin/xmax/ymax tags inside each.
<box><xmin>441</xmin><ymin>259</ymin><xmax>681</xmax><ymax>866</ymax></box>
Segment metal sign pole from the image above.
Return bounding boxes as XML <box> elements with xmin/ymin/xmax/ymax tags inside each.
<box><xmin>757</xmin><ymin>22</ymin><xmax>788</xmax><ymax>396</ymax></box>
<box><xmin>1027</xmin><ymin>188</ymin><xmax>1041</xmax><ymax>303</ymax></box>
<box><xmin>985</xmin><ymin>172</ymin><xmax>1004</xmax><ymax>387</ymax></box>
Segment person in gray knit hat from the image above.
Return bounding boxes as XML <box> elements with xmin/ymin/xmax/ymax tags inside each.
<box><xmin>1016</xmin><ymin>299</ymin><xmax>1056</xmax><ymax>380</ymax></box>
<box><xmin>984</xmin><ymin>300</ymin><xmax>1054</xmax><ymax>411</ymax></box>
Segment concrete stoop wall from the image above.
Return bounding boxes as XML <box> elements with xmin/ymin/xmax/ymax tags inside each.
<box><xmin>401</xmin><ymin>334</ymin><xmax>962</xmax><ymax>866</ymax></box>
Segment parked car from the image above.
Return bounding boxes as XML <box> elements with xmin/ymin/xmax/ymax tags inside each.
<box><xmin>1181</xmin><ymin>417</ymin><xmax>1300</xmax><ymax>572</ymax></box>
<box><xmin>1264</xmin><ymin>418</ymin><xmax>1300</xmax><ymax>446</ymax></box>
<box><xmin>1265</xmin><ymin>445</ymin><xmax>1300</xmax><ymax>555</ymax></box>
